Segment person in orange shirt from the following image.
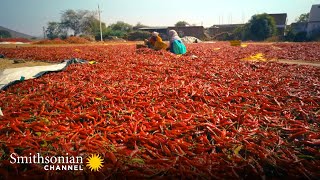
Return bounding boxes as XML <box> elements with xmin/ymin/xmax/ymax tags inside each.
<box><xmin>145</xmin><ymin>32</ymin><xmax>167</xmax><ymax>50</ymax></box>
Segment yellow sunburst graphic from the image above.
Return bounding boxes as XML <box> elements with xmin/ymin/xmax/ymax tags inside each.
<box><xmin>86</xmin><ymin>154</ymin><xmax>104</xmax><ymax>172</ymax></box>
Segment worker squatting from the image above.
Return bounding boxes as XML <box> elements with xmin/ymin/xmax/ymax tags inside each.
<box><xmin>10</xmin><ymin>153</ymin><xmax>84</xmax><ymax>171</ymax></box>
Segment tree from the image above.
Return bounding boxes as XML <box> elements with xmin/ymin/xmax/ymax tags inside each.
<box><xmin>175</xmin><ymin>21</ymin><xmax>189</xmax><ymax>27</ymax></box>
<box><xmin>296</xmin><ymin>13</ymin><xmax>309</xmax><ymax>23</ymax></box>
<box><xmin>232</xmin><ymin>24</ymin><xmax>250</xmax><ymax>40</ymax></box>
<box><xmin>103</xmin><ymin>21</ymin><xmax>133</xmax><ymax>39</ymax></box>
<box><xmin>81</xmin><ymin>13</ymin><xmax>107</xmax><ymax>37</ymax></box>
<box><xmin>0</xmin><ymin>30</ymin><xmax>11</xmax><ymax>38</ymax></box>
<box><xmin>109</xmin><ymin>21</ymin><xmax>133</xmax><ymax>32</ymax></box>
<box><xmin>60</xmin><ymin>9</ymin><xmax>91</xmax><ymax>36</ymax></box>
<box><xmin>284</xmin><ymin>13</ymin><xmax>311</xmax><ymax>42</ymax></box>
<box><xmin>133</xmin><ymin>22</ymin><xmax>148</xmax><ymax>30</ymax></box>
<box><xmin>46</xmin><ymin>22</ymin><xmax>65</xmax><ymax>39</ymax></box>
<box><xmin>246</xmin><ymin>13</ymin><xmax>277</xmax><ymax>41</ymax></box>
<box><xmin>49</xmin><ymin>9</ymin><xmax>137</xmax><ymax>40</ymax></box>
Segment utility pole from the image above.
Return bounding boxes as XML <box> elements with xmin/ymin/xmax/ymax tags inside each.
<box><xmin>231</xmin><ymin>15</ymin><xmax>232</xmax><ymax>24</ymax></box>
<box><xmin>98</xmin><ymin>4</ymin><xmax>103</xmax><ymax>42</ymax></box>
<box><xmin>43</xmin><ymin>26</ymin><xmax>46</xmax><ymax>39</ymax></box>
<box><xmin>242</xmin><ymin>12</ymin><xmax>245</xmax><ymax>24</ymax></box>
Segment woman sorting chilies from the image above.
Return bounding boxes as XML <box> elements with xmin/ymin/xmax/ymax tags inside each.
<box><xmin>145</xmin><ymin>32</ymin><xmax>167</xmax><ymax>50</ymax></box>
<box><xmin>167</xmin><ymin>30</ymin><xmax>187</xmax><ymax>55</ymax></box>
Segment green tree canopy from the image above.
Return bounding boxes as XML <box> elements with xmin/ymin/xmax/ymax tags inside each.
<box><xmin>46</xmin><ymin>22</ymin><xmax>66</xmax><ymax>39</ymax></box>
<box><xmin>175</xmin><ymin>21</ymin><xmax>189</xmax><ymax>27</ymax></box>
<box><xmin>81</xmin><ymin>13</ymin><xmax>107</xmax><ymax>36</ymax></box>
<box><xmin>246</xmin><ymin>13</ymin><xmax>277</xmax><ymax>41</ymax></box>
<box><xmin>47</xmin><ymin>9</ymin><xmax>138</xmax><ymax>40</ymax></box>
<box><xmin>60</xmin><ymin>9</ymin><xmax>92</xmax><ymax>35</ymax></box>
<box><xmin>109</xmin><ymin>21</ymin><xmax>133</xmax><ymax>32</ymax></box>
<box><xmin>296</xmin><ymin>13</ymin><xmax>309</xmax><ymax>23</ymax></box>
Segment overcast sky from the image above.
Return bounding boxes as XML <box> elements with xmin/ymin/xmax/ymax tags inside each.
<box><xmin>0</xmin><ymin>0</ymin><xmax>319</xmax><ymax>36</ymax></box>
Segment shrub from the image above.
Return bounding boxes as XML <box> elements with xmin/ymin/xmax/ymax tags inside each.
<box><xmin>293</xmin><ymin>31</ymin><xmax>308</xmax><ymax>42</ymax></box>
<box><xmin>127</xmin><ymin>31</ymin><xmax>151</xmax><ymax>41</ymax></box>
<box><xmin>65</xmin><ymin>36</ymin><xmax>90</xmax><ymax>44</ymax></box>
<box><xmin>309</xmin><ymin>28</ymin><xmax>320</xmax><ymax>41</ymax></box>
<box><xmin>79</xmin><ymin>34</ymin><xmax>95</xmax><ymax>41</ymax></box>
<box><xmin>244</xmin><ymin>13</ymin><xmax>277</xmax><ymax>41</ymax></box>
<box><xmin>285</xmin><ymin>28</ymin><xmax>309</xmax><ymax>42</ymax></box>
<box><xmin>265</xmin><ymin>36</ymin><xmax>282</xmax><ymax>42</ymax></box>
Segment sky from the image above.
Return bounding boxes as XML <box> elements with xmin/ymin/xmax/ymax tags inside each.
<box><xmin>1</xmin><ymin>0</ymin><xmax>319</xmax><ymax>36</ymax></box>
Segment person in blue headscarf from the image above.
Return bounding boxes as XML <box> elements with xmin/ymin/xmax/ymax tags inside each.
<box><xmin>167</xmin><ymin>30</ymin><xmax>187</xmax><ymax>55</ymax></box>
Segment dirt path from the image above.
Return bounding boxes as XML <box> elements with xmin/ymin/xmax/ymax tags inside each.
<box><xmin>0</xmin><ymin>58</ymin><xmax>53</xmax><ymax>70</ymax></box>
<box><xmin>276</xmin><ymin>59</ymin><xmax>320</xmax><ymax>67</ymax></box>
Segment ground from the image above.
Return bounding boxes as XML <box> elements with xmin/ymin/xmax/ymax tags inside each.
<box><xmin>0</xmin><ymin>58</ymin><xmax>53</xmax><ymax>70</ymax></box>
<box><xmin>276</xmin><ymin>59</ymin><xmax>320</xmax><ymax>67</ymax></box>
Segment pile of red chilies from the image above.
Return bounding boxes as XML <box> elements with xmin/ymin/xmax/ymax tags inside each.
<box><xmin>0</xmin><ymin>42</ymin><xmax>319</xmax><ymax>179</ymax></box>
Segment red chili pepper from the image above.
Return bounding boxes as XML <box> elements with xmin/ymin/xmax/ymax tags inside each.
<box><xmin>106</xmin><ymin>151</ymin><xmax>117</xmax><ymax>164</ymax></box>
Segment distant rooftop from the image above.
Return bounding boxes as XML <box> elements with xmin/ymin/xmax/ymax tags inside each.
<box><xmin>138</xmin><ymin>27</ymin><xmax>168</xmax><ymax>30</ymax></box>
<box><xmin>139</xmin><ymin>26</ymin><xmax>205</xmax><ymax>30</ymax></box>
<box><xmin>168</xmin><ymin>26</ymin><xmax>204</xmax><ymax>28</ymax></box>
<box><xmin>210</xmin><ymin>24</ymin><xmax>244</xmax><ymax>28</ymax></box>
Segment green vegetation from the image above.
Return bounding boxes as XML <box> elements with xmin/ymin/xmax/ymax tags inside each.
<box><xmin>283</xmin><ymin>12</ymin><xmax>319</xmax><ymax>42</ymax></box>
<box><xmin>60</xmin><ymin>9</ymin><xmax>94</xmax><ymax>36</ymax></box>
<box><xmin>45</xmin><ymin>9</ymin><xmax>151</xmax><ymax>41</ymax></box>
<box><xmin>248</xmin><ymin>14</ymin><xmax>277</xmax><ymax>41</ymax></box>
<box><xmin>218</xmin><ymin>13</ymin><xmax>277</xmax><ymax>41</ymax></box>
<box><xmin>295</xmin><ymin>13</ymin><xmax>309</xmax><ymax>23</ymax></box>
<box><xmin>45</xmin><ymin>10</ymin><xmax>318</xmax><ymax>42</ymax></box>
<box><xmin>102</xmin><ymin>21</ymin><xmax>133</xmax><ymax>39</ymax></box>
<box><xmin>175</xmin><ymin>21</ymin><xmax>190</xmax><ymax>27</ymax></box>
<box><xmin>285</xmin><ymin>26</ymin><xmax>308</xmax><ymax>42</ymax></box>
<box><xmin>46</xmin><ymin>10</ymin><xmax>102</xmax><ymax>40</ymax></box>
<box><xmin>46</xmin><ymin>22</ymin><xmax>66</xmax><ymax>39</ymax></box>
<box><xmin>0</xmin><ymin>30</ymin><xmax>12</xmax><ymax>38</ymax></box>
<box><xmin>243</xmin><ymin>13</ymin><xmax>277</xmax><ymax>41</ymax></box>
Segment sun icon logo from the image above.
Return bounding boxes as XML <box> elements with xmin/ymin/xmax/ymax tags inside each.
<box><xmin>86</xmin><ymin>154</ymin><xmax>104</xmax><ymax>172</ymax></box>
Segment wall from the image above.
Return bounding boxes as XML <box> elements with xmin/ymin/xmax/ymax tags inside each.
<box><xmin>167</xmin><ymin>26</ymin><xmax>207</xmax><ymax>40</ymax></box>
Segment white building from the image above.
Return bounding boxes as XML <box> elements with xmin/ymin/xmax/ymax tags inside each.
<box><xmin>307</xmin><ymin>4</ymin><xmax>320</xmax><ymax>36</ymax></box>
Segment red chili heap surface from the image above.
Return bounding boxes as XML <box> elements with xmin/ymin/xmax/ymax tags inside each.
<box><xmin>0</xmin><ymin>42</ymin><xmax>319</xmax><ymax>179</ymax></box>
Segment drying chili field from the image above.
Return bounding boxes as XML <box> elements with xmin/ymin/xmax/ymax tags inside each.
<box><xmin>0</xmin><ymin>42</ymin><xmax>319</xmax><ymax>179</ymax></box>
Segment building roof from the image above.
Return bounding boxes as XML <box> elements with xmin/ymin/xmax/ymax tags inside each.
<box><xmin>168</xmin><ymin>26</ymin><xmax>204</xmax><ymax>28</ymax></box>
<box><xmin>269</xmin><ymin>13</ymin><xmax>287</xmax><ymax>25</ymax></box>
<box><xmin>210</xmin><ymin>24</ymin><xmax>244</xmax><ymax>28</ymax></box>
<box><xmin>308</xmin><ymin>4</ymin><xmax>320</xmax><ymax>22</ymax></box>
<box><xmin>138</xmin><ymin>27</ymin><xmax>168</xmax><ymax>30</ymax></box>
